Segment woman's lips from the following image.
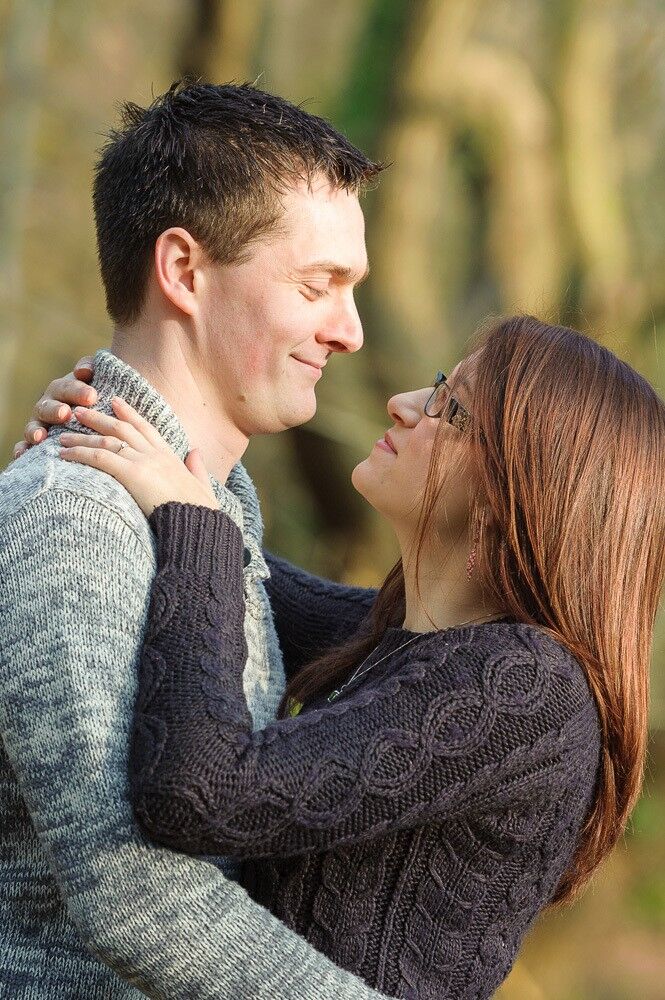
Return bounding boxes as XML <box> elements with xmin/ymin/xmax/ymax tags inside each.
<box><xmin>375</xmin><ymin>432</ymin><xmax>397</xmax><ymax>455</ymax></box>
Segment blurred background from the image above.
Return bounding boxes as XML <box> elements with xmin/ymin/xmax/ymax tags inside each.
<box><xmin>1</xmin><ymin>0</ymin><xmax>664</xmax><ymax>996</ymax></box>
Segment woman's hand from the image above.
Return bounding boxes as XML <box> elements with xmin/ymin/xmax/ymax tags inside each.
<box><xmin>59</xmin><ymin>397</ymin><xmax>220</xmax><ymax>518</ymax></box>
<box><xmin>13</xmin><ymin>356</ymin><xmax>97</xmax><ymax>459</ymax></box>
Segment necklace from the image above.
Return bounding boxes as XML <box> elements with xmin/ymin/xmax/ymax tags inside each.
<box><xmin>327</xmin><ymin>611</ymin><xmax>501</xmax><ymax>704</ymax></box>
<box><xmin>286</xmin><ymin>612</ymin><xmax>501</xmax><ymax>718</ymax></box>
<box><xmin>326</xmin><ymin>632</ymin><xmax>423</xmax><ymax>704</ymax></box>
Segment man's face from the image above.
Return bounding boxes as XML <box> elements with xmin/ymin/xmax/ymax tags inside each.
<box><xmin>199</xmin><ymin>174</ymin><xmax>368</xmax><ymax>436</ymax></box>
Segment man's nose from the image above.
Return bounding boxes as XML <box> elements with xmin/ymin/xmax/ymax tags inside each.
<box><xmin>318</xmin><ymin>297</ymin><xmax>364</xmax><ymax>354</ymax></box>
<box><xmin>387</xmin><ymin>388</ymin><xmax>430</xmax><ymax>426</ymax></box>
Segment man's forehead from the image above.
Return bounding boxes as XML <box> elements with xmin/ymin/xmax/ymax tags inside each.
<box><xmin>276</xmin><ymin>180</ymin><xmax>368</xmax><ymax>280</ymax></box>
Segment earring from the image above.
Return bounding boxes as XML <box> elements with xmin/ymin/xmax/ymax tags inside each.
<box><xmin>466</xmin><ymin>543</ymin><xmax>477</xmax><ymax>579</ymax></box>
<box><xmin>466</xmin><ymin>509</ymin><xmax>484</xmax><ymax>579</ymax></box>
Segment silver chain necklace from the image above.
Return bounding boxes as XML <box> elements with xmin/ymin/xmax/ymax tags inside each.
<box><xmin>326</xmin><ymin>612</ymin><xmax>498</xmax><ymax>704</ymax></box>
<box><xmin>326</xmin><ymin>632</ymin><xmax>423</xmax><ymax>703</ymax></box>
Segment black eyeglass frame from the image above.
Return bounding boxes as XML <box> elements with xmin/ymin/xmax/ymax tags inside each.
<box><xmin>424</xmin><ymin>371</ymin><xmax>471</xmax><ymax>431</ymax></box>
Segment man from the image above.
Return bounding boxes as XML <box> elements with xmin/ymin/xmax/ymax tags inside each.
<box><xmin>0</xmin><ymin>81</ymin><xmax>389</xmax><ymax>999</ymax></box>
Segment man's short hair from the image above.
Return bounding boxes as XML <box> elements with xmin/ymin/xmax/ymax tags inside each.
<box><xmin>93</xmin><ymin>80</ymin><xmax>383</xmax><ymax>325</ymax></box>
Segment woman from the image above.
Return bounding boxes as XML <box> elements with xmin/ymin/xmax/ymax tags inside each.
<box><xmin>25</xmin><ymin>316</ymin><xmax>665</xmax><ymax>998</ymax></box>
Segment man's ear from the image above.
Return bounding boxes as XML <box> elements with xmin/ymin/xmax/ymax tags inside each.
<box><xmin>153</xmin><ymin>228</ymin><xmax>203</xmax><ymax>317</ymax></box>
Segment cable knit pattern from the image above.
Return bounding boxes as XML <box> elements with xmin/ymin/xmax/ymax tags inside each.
<box><xmin>132</xmin><ymin>502</ymin><xmax>603</xmax><ymax>999</ymax></box>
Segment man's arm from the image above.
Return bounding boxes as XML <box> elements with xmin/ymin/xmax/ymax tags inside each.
<box><xmin>0</xmin><ymin>490</ymin><xmax>387</xmax><ymax>1000</ymax></box>
<box><xmin>265</xmin><ymin>551</ymin><xmax>378</xmax><ymax>679</ymax></box>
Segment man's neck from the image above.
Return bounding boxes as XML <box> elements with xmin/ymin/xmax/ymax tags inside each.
<box><xmin>111</xmin><ymin>328</ymin><xmax>248</xmax><ymax>484</ymax></box>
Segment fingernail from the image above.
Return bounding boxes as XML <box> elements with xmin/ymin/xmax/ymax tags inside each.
<box><xmin>57</xmin><ymin>406</ymin><xmax>68</xmax><ymax>419</ymax></box>
<box><xmin>34</xmin><ymin>429</ymin><xmax>45</xmax><ymax>442</ymax></box>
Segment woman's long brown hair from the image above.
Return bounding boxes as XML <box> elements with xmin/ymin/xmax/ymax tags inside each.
<box><xmin>279</xmin><ymin>315</ymin><xmax>665</xmax><ymax>905</ymax></box>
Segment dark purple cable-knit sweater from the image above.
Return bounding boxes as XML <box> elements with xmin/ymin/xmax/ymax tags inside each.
<box><xmin>131</xmin><ymin>503</ymin><xmax>602</xmax><ymax>1000</ymax></box>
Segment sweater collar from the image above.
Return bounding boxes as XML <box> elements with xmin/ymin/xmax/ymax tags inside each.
<box><xmin>91</xmin><ymin>349</ymin><xmax>264</xmax><ymax>545</ymax></box>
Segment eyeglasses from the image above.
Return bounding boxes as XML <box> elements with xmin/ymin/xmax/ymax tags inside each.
<box><xmin>424</xmin><ymin>371</ymin><xmax>471</xmax><ymax>431</ymax></box>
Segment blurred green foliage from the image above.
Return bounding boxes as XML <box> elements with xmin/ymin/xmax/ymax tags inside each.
<box><xmin>1</xmin><ymin>1</ymin><xmax>663</xmax><ymax>995</ymax></box>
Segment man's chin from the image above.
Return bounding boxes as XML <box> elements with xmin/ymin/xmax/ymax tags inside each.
<box><xmin>262</xmin><ymin>395</ymin><xmax>317</xmax><ymax>434</ymax></box>
<box><xmin>290</xmin><ymin>390</ymin><xmax>318</xmax><ymax>425</ymax></box>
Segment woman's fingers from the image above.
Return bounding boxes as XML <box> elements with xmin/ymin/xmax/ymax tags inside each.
<box><xmin>20</xmin><ymin>369</ymin><xmax>99</xmax><ymax>450</ymax></box>
<box><xmin>12</xmin><ymin>441</ymin><xmax>28</xmax><ymax>460</ymax></box>
<box><xmin>72</xmin><ymin>406</ymin><xmax>148</xmax><ymax>452</ymax></box>
<box><xmin>184</xmin><ymin>448</ymin><xmax>211</xmax><ymax>488</ymax></box>
<box><xmin>59</xmin><ymin>432</ymin><xmax>136</xmax><ymax>456</ymax></box>
<box><xmin>40</xmin><ymin>374</ymin><xmax>98</xmax><ymax>413</ymax></box>
<box><xmin>27</xmin><ymin>380</ymin><xmax>98</xmax><ymax>440</ymax></box>
<box><xmin>24</xmin><ymin>420</ymin><xmax>49</xmax><ymax>445</ymax></box>
<box><xmin>59</xmin><ymin>445</ymin><xmax>128</xmax><ymax>478</ymax></box>
<box><xmin>110</xmin><ymin>397</ymin><xmax>170</xmax><ymax>450</ymax></box>
<box><xmin>73</xmin><ymin>357</ymin><xmax>95</xmax><ymax>381</ymax></box>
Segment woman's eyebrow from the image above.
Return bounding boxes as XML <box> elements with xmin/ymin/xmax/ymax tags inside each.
<box><xmin>450</xmin><ymin>371</ymin><xmax>472</xmax><ymax>398</ymax></box>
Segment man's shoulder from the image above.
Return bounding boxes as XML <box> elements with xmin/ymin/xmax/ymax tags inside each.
<box><xmin>0</xmin><ymin>438</ymin><xmax>153</xmax><ymax>554</ymax></box>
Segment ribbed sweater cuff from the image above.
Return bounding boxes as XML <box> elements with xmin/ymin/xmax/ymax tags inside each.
<box><xmin>149</xmin><ymin>502</ymin><xmax>244</xmax><ymax>578</ymax></box>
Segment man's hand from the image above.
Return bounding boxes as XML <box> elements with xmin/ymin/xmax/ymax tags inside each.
<box><xmin>13</xmin><ymin>356</ymin><xmax>97</xmax><ymax>459</ymax></box>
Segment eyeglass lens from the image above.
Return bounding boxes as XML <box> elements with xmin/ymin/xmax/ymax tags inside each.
<box><xmin>431</xmin><ymin>380</ymin><xmax>452</xmax><ymax>418</ymax></box>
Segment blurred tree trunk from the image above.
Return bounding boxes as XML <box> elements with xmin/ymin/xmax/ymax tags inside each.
<box><xmin>370</xmin><ymin>0</ymin><xmax>565</xmax><ymax>381</ymax></box>
<box><xmin>559</xmin><ymin>0</ymin><xmax>644</xmax><ymax>345</ymax></box>
<box><xmin>0</xmin><ymin>0</ymin><xmax>55</xmax><ymax>438</ymax></box>
<box><xmin>369</xmin><ymin>0</ymin><xmax>483</xmax><ymax>375</ymax></box>
<box><xmin>176</xmin><ymin>0</ymin><xmax>264</xmax><ymax>83</ymax></box>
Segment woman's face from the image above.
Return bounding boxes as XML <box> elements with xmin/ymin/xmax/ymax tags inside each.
<box><xmin>351</xmin><ymin>359</ymin><xmax>476</xmax><ymax>534</ymax></box>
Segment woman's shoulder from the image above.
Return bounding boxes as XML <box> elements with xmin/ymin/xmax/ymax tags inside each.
<box><xmin>415</xmin><ymin>619</ymin><xmax>598</xmax><ymax>725</ymax></box>
<box><xmin>406</xmin><ymin>622</ymin><xmax>601</xmax><ymax>781</ymax></box>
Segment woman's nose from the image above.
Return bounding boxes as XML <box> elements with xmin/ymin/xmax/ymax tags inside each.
<box><xmin>387</xmin><ymin>387</ymin><xmax>431</xmax><ymax>426</ymax></box>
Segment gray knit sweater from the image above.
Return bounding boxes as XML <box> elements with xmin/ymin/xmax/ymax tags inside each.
<box><xmin>0</xmin><ymin>350</ymin><xmax>386</xmax><ymax>999</ymax></box>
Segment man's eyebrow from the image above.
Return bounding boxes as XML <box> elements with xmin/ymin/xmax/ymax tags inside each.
<box><xmin>299</xmin><ymin>260</ymin><xmax>371</xmax><ymax>285</ymax></box>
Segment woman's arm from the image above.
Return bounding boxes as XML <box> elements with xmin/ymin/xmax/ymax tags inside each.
<box><xmin>132</xmin><ymin>501</ymin><xmax>593</xmax><ymax>860</ymax></box>
<box><xmin>264</xmin><ymin>552</ymin><xmax>377</xmax><ymax>679</ymax></box>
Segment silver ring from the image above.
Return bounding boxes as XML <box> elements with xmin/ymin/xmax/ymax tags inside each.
<box><xmin>117</xmin><ymin>441</ymin><xmax>128</xmax><ymax>453</ymax></box>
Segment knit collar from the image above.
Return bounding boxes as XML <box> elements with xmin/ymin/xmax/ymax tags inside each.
<box><xmin>91</xmin><ymin>349</ymin><xmax>264</xmax><ymax>545</ymax></box>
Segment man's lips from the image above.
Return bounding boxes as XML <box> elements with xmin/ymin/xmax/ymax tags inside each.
<box><xmin>292</xmin><ymin>355</ymin><xmax>326</xmax><ymax>374</ymax></box>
